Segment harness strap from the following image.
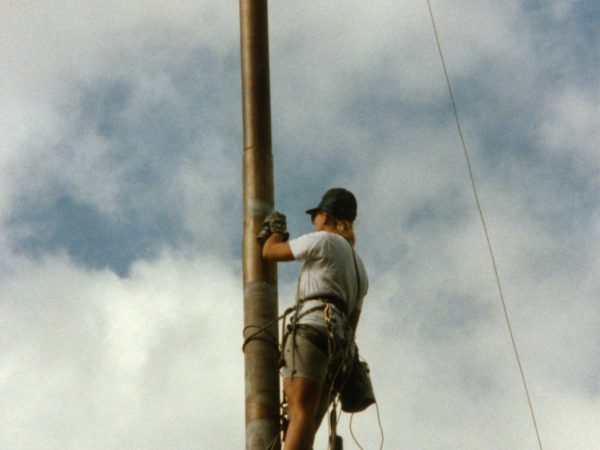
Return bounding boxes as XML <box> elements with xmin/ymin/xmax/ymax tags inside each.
<box><xmin>299</xmin><ymin>294</ymin><xmax>348</xmax><ymax>316</ymax></box>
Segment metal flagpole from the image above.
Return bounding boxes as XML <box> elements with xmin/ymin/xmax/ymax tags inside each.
<box><xmin>239</xmin><ymin>1</ymin><xmax>280</xmax><ymax>449</ymax></box>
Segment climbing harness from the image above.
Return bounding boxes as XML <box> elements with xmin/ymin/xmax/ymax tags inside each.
<box><xmin>243</xmin><ymin>296</ymin><xmax>348</xmax><ymax>450</ymax></box>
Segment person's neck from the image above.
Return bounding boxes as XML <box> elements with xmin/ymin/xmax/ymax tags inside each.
<box><xmin>321</xmin><ymin>224</ymin><xmax>338</xmax><ymax>234</ymax></box>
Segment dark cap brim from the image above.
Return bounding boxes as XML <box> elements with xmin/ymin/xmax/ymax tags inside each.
<box><xmin>305</xmin><ymin>207</ymin><xmax>321</xmax><ymax>215</ymax></box>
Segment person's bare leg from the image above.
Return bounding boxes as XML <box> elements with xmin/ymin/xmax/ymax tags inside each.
<box><xmin>314</xmin><ymin>381</ymin><xmax>334</xmax><ymax>430</ymax></box>
<box><xmin>283</xmin><ymin>377</ymin><xmax>323</xmax><ymax>450</ymax></box>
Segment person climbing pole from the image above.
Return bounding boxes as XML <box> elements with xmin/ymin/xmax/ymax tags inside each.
<box><xmin>259</xmin><ymin>187</ymin><xmax>369</xmax><ymax>450</ymax></box>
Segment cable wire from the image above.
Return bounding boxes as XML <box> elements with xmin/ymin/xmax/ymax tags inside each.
<box><xmin>349</xmin><ymin>413</ymin><xmax>364</xmax><ymax>450</ymax></box>
<box><xmin>424</xmin><ymin>1</ymin><xmax>543</xmax><ymax>449</ymax></box>
<box><xmin>348</xmin><ymin>403</ymin><xmax>384</xmax><ymax>450</ymax></box>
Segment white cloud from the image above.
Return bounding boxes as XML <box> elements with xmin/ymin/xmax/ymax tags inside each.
<box><xmin>0</xmin><ymin>1</ymin><xmax>239</xmax><ymax>222</ymax></box>
<box><xmin>1</xmin><ymin>0</ymin><xmax>599</xmax><ymax>448</ymax></box>
<box><xmin>0</xmin><ymin>251</ymin><xmax>244</xmax><ymax>450</ymax></box>
<box><xmin>539</xmin><ymin>86</ymin><xmax>600</xmax><ymax>183</ymax></box>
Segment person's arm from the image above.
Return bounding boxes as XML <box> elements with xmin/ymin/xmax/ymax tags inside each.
<box><xmin>262</xmin><ymin>233</ymin><xmax>295</xmax><ymax>261</ymax></box>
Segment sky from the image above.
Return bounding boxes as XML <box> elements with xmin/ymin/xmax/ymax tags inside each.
<box><xmin>1</xmin><ymin>1</ymin><xmax>598</xmax><ymax>449</ymax></box>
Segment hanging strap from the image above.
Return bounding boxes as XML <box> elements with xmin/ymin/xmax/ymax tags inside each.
<box><xmin>349</xmin><ymin>243</ymin><xmax>361</xmax><ymax>306</ymax></box>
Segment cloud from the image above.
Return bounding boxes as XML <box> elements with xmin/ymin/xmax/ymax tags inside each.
<box><xmin>2</xmin><ymin>6</ymin><xmax>243</xmax><ymax>274</ymax></box>
<box><xmin>0</xmin><ymin>251</ymin><xmax>244</xmax><ymax>450</ymax></box>
<box><xmin>539</xmin><ymin>86</ymin><xmax>600</xmax><ymax>184</ymax></box>
<box><xmin>1</xmin><ymin>0</ymin><xmax>599</xmax><ymax>448</ymax></box>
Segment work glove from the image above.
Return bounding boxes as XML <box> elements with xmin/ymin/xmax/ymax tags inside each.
<box><xmin>256</xmin><ymin>211</ymin><xmax>289</xmax><ymax>245</ymax></box>
<box><xmin>267</xmin><ymin>211</ymin><xmax>287</xmax><ymax>236</ymax></box>
<box><xmin>256</xmin><ymin>222</ymin><xmax>272</xmax><ymax>245</ymax></box>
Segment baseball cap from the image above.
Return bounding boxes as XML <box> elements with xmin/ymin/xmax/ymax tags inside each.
<box><xmin>306</xmin><ymin>188</ymin><xmax>357</xmax><ymax>222</ymax></box>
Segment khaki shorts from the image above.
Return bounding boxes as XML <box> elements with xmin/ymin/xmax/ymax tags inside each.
<box><xmin>280</xmin><ymin>326</ymin><xmax>350</xmax><ymax>424</ymax></box>
<box><xmin>280</xmin><ymin>326</ymin><xmax>344</xmax><ymax>384</ymax></box>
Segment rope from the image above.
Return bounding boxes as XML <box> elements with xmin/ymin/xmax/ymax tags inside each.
<box><xmin>349</xmin><ymin>414</ymin><xmax>364</xmax><ymax>450</ymax></box>
<box><xmin>242</xmin><ymin>306</ymin><xmax>297</xmax><ymax>352</ymax></box>
<box><xmin>348</xmin><ymin>402</ymin><xmax>385</xmax><ymax>450</ymax></box>
<box><xmin>374</xmin><ymin>402</ymin><xmax>384</xmax><ymax>450</ymax></box>
<box><xmin>424</xmin><ymin>1</ymin><xmax>543</xmax><ymax>449</ymax></box>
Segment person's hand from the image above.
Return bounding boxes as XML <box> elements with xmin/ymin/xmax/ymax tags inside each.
<box><xmin>257</xmin><ymin>211</ymin><xmax>289</xmax><ymax>245</ymax></box>
<box><xmin>266</xmin><ymin>211</ymin><xmax>287</xmax><ymax>236</ymax></box>
<box><xmin>256</xmin><ymin>221</ymin><xmax>272</xmax><ymax>245</ymax></box>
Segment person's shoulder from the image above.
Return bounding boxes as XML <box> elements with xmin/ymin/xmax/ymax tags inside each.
<box><xmin>311</xmin><ymin>231</ymin><xmax>346</xmax><ymax>246</ymax></box>
<box><xmin>320</xmin><ymin>231</ymin><xmax>351</xmax><ymax>246</ymax></box>
<box><xmin>297</xmin><ymin>230</ymin><xmax>330</xmax><ymax>242</ymax></box>
<box><xmin>289</xmin><ymin>231</ymin><xmax>327</xmax><ymax>258</ymax></box>
<box><xmin>296</xmin><ymin>231</ymin><xmax>336</xmax><ymax>251</ymax></box>
<box><xmin>320</xmin><ymin>232</ymin><xmax>355</xmax><ymax>256</ymax></box>
<box><xmin>292</xmin><ymin>231</ymin><xmax>347</xmax><ymax>252</ymax></box>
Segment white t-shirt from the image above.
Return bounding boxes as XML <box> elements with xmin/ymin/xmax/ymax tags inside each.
<box><xmin>288</xmin><ymin>231</ymin><xmax>368</xmax><ymax>333</ymax></box>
